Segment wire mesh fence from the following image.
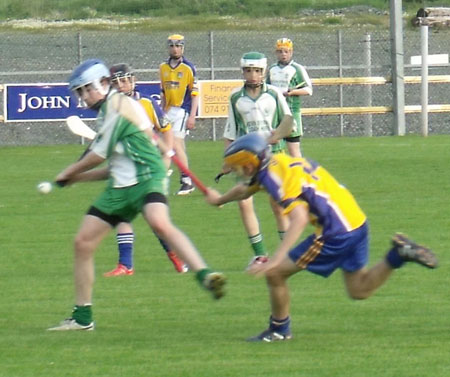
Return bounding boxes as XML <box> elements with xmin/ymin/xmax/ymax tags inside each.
<box><xmin>0</xmin><ymin>28</ymin><xmax>449</xmax><ymax>145</ymax></box>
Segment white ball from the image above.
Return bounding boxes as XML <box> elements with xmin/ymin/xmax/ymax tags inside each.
<box><xmin>37</xmin><ymin>181</ymin><xmax>52</xmax><ymax>194</ymax></box>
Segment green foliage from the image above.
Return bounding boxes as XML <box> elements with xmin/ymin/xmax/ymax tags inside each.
<box><xmin>5</xmin><ymin>0</ymin><xmax>448</xmax><ymax>30</ymax></box>
<box><xmin>0</xmin><ymin>136</ymin><xmax>449</xmax><ymax>376</ymax></box>
<box><xmin>323</xmin><ymin>16</ymin><xmax>343</xmax><ymax>24</ymax></box>
<box><xmin>0</xmin><ymin>0</ymin><xmax>395</xmax><ymax>20</ymax></box>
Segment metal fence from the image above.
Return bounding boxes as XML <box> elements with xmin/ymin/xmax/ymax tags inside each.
<box><xmin>1</xmin><ymin>28</ymin><xmax>449</xmax><ymax>145</ymax></box>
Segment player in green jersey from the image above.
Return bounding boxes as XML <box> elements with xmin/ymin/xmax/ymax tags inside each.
<box><xmin>221</xmin><ymin>51</ymin><xmax>293</xmax><ymax>264</ymax></box>
<box><xmin>267</xmin><ymin>38</ymin><xmax>313</xmax><ymax>157</ymax></box>
<box><xmin>48</xmin><ymin>59</ymin><xmax>226</xmax><ymax>331</ymax></box>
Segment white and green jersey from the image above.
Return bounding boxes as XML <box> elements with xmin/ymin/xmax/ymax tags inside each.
<box><xmin>224</xmin><ymin>83</ymin><xmax>291</xmax><ymax>153</ymax></box>
<box><xmin>91</xmin><ymin>90</ymin><xmax>166</xmax><ymax>188</ymax></box>
<box><xmin>267</xmin><ymin>60</ymin><xmax>312</xmax><ymax>114</ymax></box>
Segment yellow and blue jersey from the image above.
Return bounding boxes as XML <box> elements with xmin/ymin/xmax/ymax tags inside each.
<box><xmin>159</xmin><ymin>57</ymin><xmax>198</xmax><ymax>113</ymax></box>
<box><xmin>133</xmin><ymin>92</ymin><xmax>171</xmax><ymax>133</ymax></box>
<box><xmin>253</xmin><ymin>153</ymin><xmax>366</xmax><ymax>238</ymax></box>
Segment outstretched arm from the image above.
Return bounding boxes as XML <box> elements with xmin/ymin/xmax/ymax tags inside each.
<box><xmin>205</xmin><ymin>183</ymin><xmax>258</xmax><ymax>207</ymax></box>
<box><xmin>247</xmin><ymin>203</ymin><xmax>309</xmax><ymax>276</ymax></box>
<box><xmin>55</xmin><ymin>151</ymin><xmax>106</xmax><ymax>186</ymax></box>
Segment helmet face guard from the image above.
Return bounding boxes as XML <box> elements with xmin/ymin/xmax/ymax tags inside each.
<box><xmin>68</xmin><ymin>59</ymin><xmax>110</xmax><ymax>109</ymax></box>
<box><xmin>69</xmin><ymin>59</ymin><xmax>110</xmax><ymax>92</ymax></box>
<box><xmin>167</xmin><ymin>34</ymin><xmax>185</xmax><ymax>47</ymax></box>
<box><xmin>109</xmin><ymin>63</ymin><xmax>135</xmax><ymax>96</ymax></box>
<box><xmin>110</xmin><ymin>63</ymin><xmax>134</xmax><ymax>80</ymax></box>
<box><xmin>240</xmin><ymin>52</ymin><xmax>267</xmax><ymax>88</ymax></box>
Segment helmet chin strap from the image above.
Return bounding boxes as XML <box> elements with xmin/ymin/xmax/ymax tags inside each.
<box><xmin>89</xmin><ymin>97</ymin><xmax>106</xmax><ymax>111</ymax></box>
<box><xmin>89</xmin><ymin>84</ymin><xmax>111</xmax><ymax>110</ymax></box>
<box><xmin>245</xmin><ymin>82</ymin><xmax>263</xmax><ymax>89</ymax></box>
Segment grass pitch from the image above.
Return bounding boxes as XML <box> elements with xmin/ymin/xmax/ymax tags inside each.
<box><xmin>0</xmin><ymin>136</ymin><xmax>449</xmax><ymax>377</ymax></box>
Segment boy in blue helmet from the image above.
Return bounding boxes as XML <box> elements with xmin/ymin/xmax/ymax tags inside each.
<box><xmin>206</xmin><ymin>133</ymin><xmax>437</xmax><ymax>342</ymax></box>
<box><xmin>48</xmin><ymin>59</ymin><xmax>226</xmax><ymax>331</ymax></box>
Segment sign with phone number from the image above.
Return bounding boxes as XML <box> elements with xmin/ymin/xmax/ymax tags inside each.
<box><xmin>197</xmin><ymin>80</ymin><xmax>242</xmax><ymax>118</ymax></box>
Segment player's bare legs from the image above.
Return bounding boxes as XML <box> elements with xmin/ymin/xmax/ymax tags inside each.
<box><xmin>238</xmin><ymin>197</ymin><xmax>266</xmax><ymax>256</ymax></box>
<box><xmin>247</xmin><ymin>256</ymin><xmax>299</xmax><ymax>342</ymax></box>
<box><xmin>265</xmin><ymin>257</ymin><xmax>299</xmax><ymax>319</ymax></box>
<box><xmin>142</xmin><ymin>202</ymin><xmax>207</xmax><ymax>270</ymax></box>
<box><xmin>343</xmin><ymin>262</ymin><xmax>394</xmax><ymax>300</ymax></box>
<box><xmin>286</xmin><ymin>141</ymin><xmax>302</xmax><ymax>157</ymax></box>
<box><xmin>48</xmin><ymin>215</ymin><xmax>109</xmax><ymax>331</ymax></box>
<box><xmin>343</xmin><ymin>233</ymin><xmax>438</xmax><ymax>299</ymax></box>
<box><xmin>173</xmin><ymin>136</ymin><xmax>194</xmax><ymax>195</ymax></box>
<box><xmin>238</xmin><ymin>197</ymin><xmax>260</xmax><ymax>236</ymax></box>
<box><xmin>74</xmin><ymin>215</ymin><xmax>112</xmax><ymax>305</ymax></box>
<box><xmin>269</xmin><ymin>197</ymin><xmax>289</xmax><ymax>238</ymax></box>
<box><xmin>173</xmin><ymin>137</ymin><xmax>188</xmax><ymax>168</ymax></box>
<box><xmin>142</xmin><ymin>202</ymin><xmax>226</xmax><ymax>298</ymax></box>
<box><xmin>117</xmin><ymin>222</ymin><xmax>133</xmax><ymax>234</ymax></box>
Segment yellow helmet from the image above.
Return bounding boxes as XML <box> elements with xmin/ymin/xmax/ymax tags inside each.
<box><xmin>276</xmin><ymin>38</ymin><xmax>293</xmax><ymax>50</ymax></box>
<box><xmin>224</xmin><ymin>133</ymin><xmax>270</xmax><ymax>173</ymax></box>
<box><xmin>167</xmin><ymin>34</ymin><xmax>185</xmax><ymax>46</ymax></box>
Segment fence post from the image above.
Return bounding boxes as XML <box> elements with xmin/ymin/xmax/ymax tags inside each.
<box><xmin>209</xmin><ymin>31</ymin><xmax>217</xmax><ymax>141</ymax></box>
<box><xmin>337</xmin><ymin>30</ymin><xmax>344</xmax><ymax>136</ymax></box>
<box><xmin>421</xmin><ymin>25</ymin><xmax>429</xmax><ymax>136</ymax></box>
<box><xmin>364</xmin><ymin>33</ymin><xmax>373</xmax><ymax>136</ymax></box>
<box><xmin>389</xmin><ymin>0</ymin><xmax>406</xmax><ymax>135</ymax></box>
<box><xmin>77</xmin><ymin>32</ymin><xmax>82</xmax><ymax>63</ymax></box>
<box><xmin>76</xmin><ymin>32</ymin><xmax>86</xmax><ymax>144</ymax></box>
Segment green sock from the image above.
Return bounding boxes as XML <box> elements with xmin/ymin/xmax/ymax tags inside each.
<box><xmin>249</xmin><ymin>233</ymin><xmax>266</xmax><ymax>256</ymax></box>
<box><xmin>196</xmin><ymin>268</ymin><xmax>213</xmax><ymax>285</ymax></box>
<box><xmin>72</xmin><ymin>304</ymin><xmax>93</xmax><ymax>326</ymax></box>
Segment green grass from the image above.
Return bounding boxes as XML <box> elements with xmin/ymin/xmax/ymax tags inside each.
<box><xmin>0</xmin><ymin>136</ymin><xmax>449</xmax><ymax>377</ymax></box>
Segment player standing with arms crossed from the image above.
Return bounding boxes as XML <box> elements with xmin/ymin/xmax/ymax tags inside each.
<box><xmin>104</xmin><ymin>63</ymin><xmax>188</xmax><ymax>276</ymax></box>
<box><xmin>267</xmin><ymin>38</ymin><xmax>312</xmax><ymax>157</ymax></box>
<box><xmin>206</xmin><ymin>133</ymin><xmax>438</xmax><ymax>342</ymax></box>
<box><xmin>220</xmin><ymin>51</ymin><xmax>293</xmax><ymax>262</ymax></box>
<box><xmin>48</xmin><ymin>59</ymin><xmax>226</xmax><ymax>331</ymax></box>
<box><xmin>159</xmin><ymin>34</ymin><xmax>199</xmax><ymax>195</ymax></box>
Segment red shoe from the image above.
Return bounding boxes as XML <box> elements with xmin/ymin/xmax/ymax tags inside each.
<box><xmin>167</xmin><ymin>251</ymin><xmax>188</xmax><ymax>273</ymax></box>
<box><xmin>103</xmin><ymin>264</ymin><xmax>134</xmax><ymax>277</ymax></box>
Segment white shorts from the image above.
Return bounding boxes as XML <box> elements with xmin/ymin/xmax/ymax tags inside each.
<box><xmin>166</xmin><ymin>107</ymin><xmax>189</xmax><ymax>138</ymax></box>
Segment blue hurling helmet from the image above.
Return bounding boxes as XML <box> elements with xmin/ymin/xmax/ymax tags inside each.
<box><xmin>68</xmin><ymin>59</ymin><xmax>110</xmax><ymax>91</ymax></box>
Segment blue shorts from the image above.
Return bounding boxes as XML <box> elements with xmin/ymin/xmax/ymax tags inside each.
<box><xmin>288</xmin><ymin>222</ymin><xmax>369</xmax><ymax>277</ymax></box>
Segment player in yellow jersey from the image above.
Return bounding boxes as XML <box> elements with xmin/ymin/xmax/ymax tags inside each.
<box><xmin>206</xmin><ymin>133</ymin><xmax>438</xmax><ymax>342</ymax></box>
<box><xmin>103</xmin><ymin>63</ymin><xmax>188</xmax><ymax>276</ymax></box>
<box><xmin>159</xmin><ymin>34</ymin><xmax>199</xmax><ymax>195</ymax></box>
